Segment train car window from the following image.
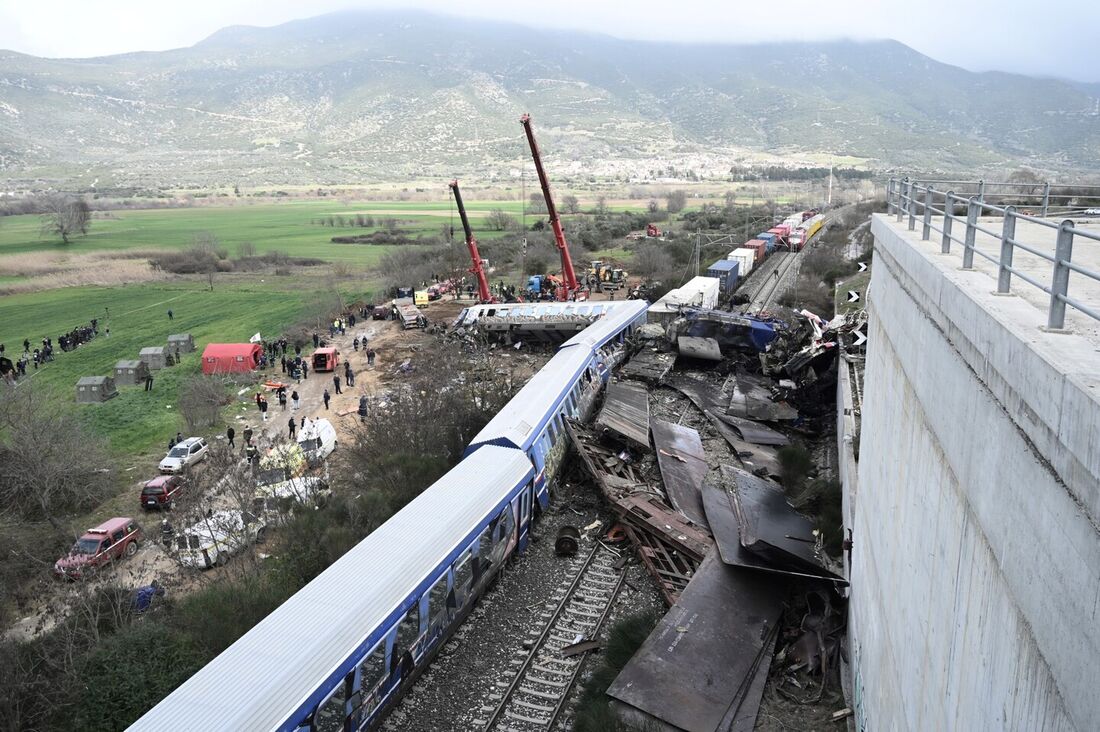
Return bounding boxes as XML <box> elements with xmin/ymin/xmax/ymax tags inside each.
<box><xmin>358</xmin><ymin>642</ymin><xmax>387</xmax><ymax>693</ymax></box>
<box><xmin>454</xmin><ymin>550</ymin><xmax>473</xmax><ymax>605</ymax></box>
<box><xmin>355</xmin><ymin>643</ymin><xmax>387</xmax><ymax>718</ymax></box>
<box><xmin>428</xmin><ymin>573</ymin><xmax>449</xmax><ymax>631</ymax></box>
<box><xmin>393</xmin><ymin>605</ymin><xmax>420</xmax><ymax>667</ymax></box>
<box><xmin>476</xmin><ymin>525</ymin><xmax>493</xmax><ymax>576</ymax></box>
<box><xmin>313</xmin><ymin>678</ymin><xmax>347</xmax><ymax>732</ymax></box>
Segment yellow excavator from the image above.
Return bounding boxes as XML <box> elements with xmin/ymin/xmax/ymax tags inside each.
<box><xmin>588</xmin><ymin>260</ymin><xmax>628</xmax><ymax>292</ymax></box>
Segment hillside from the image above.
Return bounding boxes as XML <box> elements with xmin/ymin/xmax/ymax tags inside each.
<box><xmin>1</xmin><ymin>9</ymin><xmax>1097</xmax><ymax>188</ymax></box>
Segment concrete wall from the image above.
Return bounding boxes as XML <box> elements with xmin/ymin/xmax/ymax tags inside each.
<box><xmin>849</xmin><ymin>215</ymin><xmax>1099</xmax><ymax>731</ymax></box>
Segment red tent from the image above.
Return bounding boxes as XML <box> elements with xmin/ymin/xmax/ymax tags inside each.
<box><xmin>201</xmin><ymin>343</ymin><xmax>262</xmax><ymax>375</ymax></box>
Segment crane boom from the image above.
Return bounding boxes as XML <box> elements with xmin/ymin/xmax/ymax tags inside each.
<box><xmin>449</xmin><ymin>180</ymin><xmax>493</xmax><ymax>304</ymax></box>
<box><xmin>520</xmin><ymin>113</ymin><xmax>580</xmax><ymax>295</ymax></box>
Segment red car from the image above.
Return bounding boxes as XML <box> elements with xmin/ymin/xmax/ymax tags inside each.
<box><xmin>54</xmin><ymin>517</ymin><xmax>142</xmax><ymax>580</ymax></box>
<box><xmin>141</xmin><ymin>475</ymin><xmax>184</xmax><ymax>510</ymax></box>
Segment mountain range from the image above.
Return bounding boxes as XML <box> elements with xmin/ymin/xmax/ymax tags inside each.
<box><xmin>1</xmin><ymin>10</ymin><xmax>1097</xmax><ymax>189</ymax></box>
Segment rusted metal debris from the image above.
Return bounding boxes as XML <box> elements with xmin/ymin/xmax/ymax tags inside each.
<box><xmin>720</xmin><ymin>465</ymin><xmax>845</xmax><ymax>583</ymax></box>
<box><xmin>728</xmin><ymin>373</ymin><xmax>799</xmax><ymax>421</ymax></box>
<box><xmin>596</xmin><ymin>381</ymin><xmax>651</xmax><ymax>450</ymax></box>
<box><xmin>560</xmin><ymin>638</ymin><xmax>604</xmax><ymax>658</ymax></box>
<box><xmin>651</xmin><ymin>419</ymin><xmax>709</xmax><ymax>528</ymax></box>
<box><xmin>607</xmin><ymin>551</ymin><xmax>787</xmax><ymax>732</ymax></box>
<box><xmin>622</xmin><ymin>523</ymin><xmax>699</xmax><ymax>606</ymax></box>
<box><xmin>620</xmin><ymin>348</ymin><xmax>676</xmax><ymax>384</ymax></box>
<box><xmin>566</xmin><ymin>418</ymin><xmax>712</xmax><ymax>605</ymax></box>
<box><xmin>702</xmin><ymin>413</ymin><xmax>783</xmax><ymax>479</ymax></box>
<box><xmin>676</xmin><ymin>335</ymin><xmax>723</xmax><ymax>361</ymax></box>
<box><xmin>669</xmin><ymin>375</ymin><xmax>791</xmax><ymax>447</ymax></box>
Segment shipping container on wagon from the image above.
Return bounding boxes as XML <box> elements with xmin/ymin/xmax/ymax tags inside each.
<box><xmin>727</xmin><ymin>248</ymin><xmax>756</xmax><ymax>277</ymax></box>
<box><xmin>705</xmin><ymin>259</ymin><xmax>740</xmax><ymax>294</ymax></box>
<box><xmin>745</xmin><ymin>239</ymin><xmax>768</xmax><ymax>264</ymax></box>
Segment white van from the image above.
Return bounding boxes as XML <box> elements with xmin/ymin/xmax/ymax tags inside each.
<box><xmin>174</xmin><ymin>509</ymin><xmax>267</xmax><ymax>569</ymax></box>
<box><xmin>297</xmin><ymin>418</ymin><xmax>337</xmax><ymax>463</ymax></box>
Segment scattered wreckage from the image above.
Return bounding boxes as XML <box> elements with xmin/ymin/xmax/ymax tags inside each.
<box><xmin>562</xmin><ymin>304</ymin><xmax>861</xmax><ymax>731</ymax></box>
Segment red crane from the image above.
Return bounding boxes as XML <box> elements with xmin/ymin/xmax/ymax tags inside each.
<box><xmin>449</xmin><ymin>179</ymin><xmax>494</xmax><ymax>304</ymax></box>
<box><xmin>520</xmin><ymin>113</ymin><xmax>581</xmax><ymax>299</ymax></box>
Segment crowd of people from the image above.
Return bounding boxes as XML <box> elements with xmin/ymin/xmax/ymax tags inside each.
<box><xmin>0</xmin><ymin>317</ymin><xmax>102</xmax><ymax>386</ymax></box>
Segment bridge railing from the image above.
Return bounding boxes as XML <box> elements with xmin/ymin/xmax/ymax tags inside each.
<box><xmin>886</xmin><ymin>177</ymin><xmax>1100</xmax><ymax>330</ymax></box>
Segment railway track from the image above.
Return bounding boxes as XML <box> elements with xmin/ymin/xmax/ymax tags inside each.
<box><xmin>478</xmin><ymin>542</ymin><xmax>625</xmax><ymax>732</ymax></box>
<box><xmin>740</xmin><ymin>250</ymin><xmax>799</xmax><ymax>311</ymax></box>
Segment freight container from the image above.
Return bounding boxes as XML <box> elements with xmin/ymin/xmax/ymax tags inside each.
<box><xmin>727</xmin><ymin>248</ymin><xmax>755</xmax><ymax>277</ymax></box>
<box><xmin>745</xmin><ymin>239</ymin><xmax>767</xmax><ymax>264</ymax></box>
<box><xmin>705</xmin><ymin>259</ymin><xmax>740</xmax><ymax>294</ymax></box>
<box><xmin>648</xmin><ymin>276</ymin><xmax>722</xmax><ymax>322</ymax></box>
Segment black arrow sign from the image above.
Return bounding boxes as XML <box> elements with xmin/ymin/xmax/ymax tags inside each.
<box><xmin>858</xmin><ymin>262</ymin><xmax>868</xmax><ymax>272</ymax></box>
<box><xmin>847</xmin><ymin>290</ymin><xmax>861</xmax><ymax>303</ymax></box>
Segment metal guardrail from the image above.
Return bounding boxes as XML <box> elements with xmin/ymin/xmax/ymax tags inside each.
<box><xmin>886</xmin><ymin>177</ymin><xmax>1100</xmax><ymax>329</ymax></box>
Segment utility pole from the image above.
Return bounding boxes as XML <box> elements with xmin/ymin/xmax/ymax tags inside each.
<box><xmin>827</xmin><ymin>162</ymin><xmax>834</xmax><ymax>207</ymax></box>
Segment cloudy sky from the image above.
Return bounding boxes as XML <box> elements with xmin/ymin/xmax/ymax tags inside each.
<box><xmin>0</xmin><ymin>0</ymin><xmax>1096</xmax><ymax>82</ymax></box>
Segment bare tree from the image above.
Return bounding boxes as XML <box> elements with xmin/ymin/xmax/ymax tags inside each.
<box><xmin>236</xmin><ymin>241</ymin><xmax>257</xmax><ymax>258</ymax></box>
<box><xmin>633</xmin><ymin>244</ymin><xmax>675</xmax><ymax>279</ymax></box>
<box><xmin>647</xmin><ymin>199</ymin><xmax>660</xmax><ymax>214</ymax></box>
<box><xmin>40</xmin><ymin>195</ymin><xmax>91</xmax><ymax>244</ymax></box>
<box><xmin>527</xmin><ymin>192</ymin><xmax>548</xmax><ymax>215</ymax></box>
<box><xmin>665</xmin><ymin>190</ymin><xmax>687</xmax><ymax>214</ymax></box>
<box><xmin>179</xmin><ymin>376</ymin><xmax>231</xmax><ymax>431</ymax></box>
<box><xmin>723</xmin><ymin>189</ymin><xmax>737</xmax><ymax>211</ymax></box>
<box><xmin>0</xmin><ymin>386</ymin><xmax>114</xmax><ymax>533</ymax></box>
<box><xmin>562</xmin><ymin>194</ymin><xmax>580</xmax><ymax>214</ymax></box>
<box><xmin>486</xmin><ymin>208</ymin><xmax>516</xmax><ymax>232</ymax></box>
<box><xmin>595</xmin><ymin>196</ymin><xmax>608</xmax><ymax>216</ymax></box>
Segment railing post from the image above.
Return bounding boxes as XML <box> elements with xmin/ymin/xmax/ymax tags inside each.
<box><xmin>997</xmin><ymin>206</ymin><xmax>1017</xmax><ymax>293</ymax></box>
<box><xmin>897</xmin><ymin>178</ymin><xmax>909</xmax><ymax>222</ymax></box>
<box><xmin>977</xmin><ymin>179</ymin><xmax>985</xmax><ymax>204</ymax></box>
<box><xmin>908</xmin><ymin>182</ymin><xmax>918</xmax><ymax>231</ymax></box>
<box><xmin>887</xmin><ymin>178</ymin><xmax>895</xmax><ymax>214</ymax></box>
<box><xmin>922</xmin><ymin>185</ymin><xmax>934</xmax><ymax>240</ymax></box>
<box><xmin>1041</xmin><ymin>182</ymin><xmax>1051</xmax><ymax>217</ymax></box>
<box><xmin>962</xmin><ymin>196</ymin><xmax>979</xmax><ymax>269</ymax></box>
<box><xmin>1048</xmin><ymin>221</ymin><xmax>1074</xmax><ymax>329</ymax></box>
<box><xmin>941</xmin><ymin>191</ymin><xmax>955</xmax><ymax>253</ymax></box>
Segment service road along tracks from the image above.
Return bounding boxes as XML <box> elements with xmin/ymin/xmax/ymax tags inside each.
<box><xmin>478</xmin><ymin>542</ymin><xmax>626</xmax><ymax>731</ymax></box>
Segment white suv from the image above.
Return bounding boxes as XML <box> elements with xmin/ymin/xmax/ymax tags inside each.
<box><xmin>159</xmin><ymin>437</ymin><xmax>208</xmax><ymax>474</ymax></box>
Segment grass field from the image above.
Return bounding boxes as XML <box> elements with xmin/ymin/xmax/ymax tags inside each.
<box><xmin>0</xmin><ymin>200</ymin><xmax>538</xmax><ymax>267</ymax></box>
<box><xmin>0</xmin><ymin>278</ymin><xmax>369</xmax><ymax>459</ymax></box>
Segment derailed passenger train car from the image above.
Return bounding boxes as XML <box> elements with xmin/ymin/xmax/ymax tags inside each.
<box><xmin>130</xmin><ymin>447</ymin><xmax>534</xmax><ymax>732</ymax></box>
<box><xmin>465</xmin><ymin>300</ymin><xmax>648</xmax><ymax>503</ymax></box>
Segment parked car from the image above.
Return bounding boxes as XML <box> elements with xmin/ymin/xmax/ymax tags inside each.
<box><xmin>297</xmin><ymin>418</ymin><xmax>337</xmax><ymax>464</ymax></box>
<box><xmin>173</xmin><ymin>509</ymin><xmax>267</xmax><ymax>569</ymax></box>
<box><xmin>54</xmin><ymin>517</ymin><xmax>142</xmax><ymax>580</ymax></box>
<box><xmin>372</xmin><ymin>305</ymin><xmax>390</xmax><ymax>320</ymax></box>
<box><xmin>140</xmin><ymin>475</ymin><xmax>185</xmax><ymax>510</ymax></box>
<box><xmin>159</xmin><ymin>437</ymin><xmax>208</xmax><ymax>474</ymax></box>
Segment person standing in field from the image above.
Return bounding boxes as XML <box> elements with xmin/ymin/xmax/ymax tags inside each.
<box><xmin>323</xmin><ymin>389</ymin><xmax>331</xmax><ymax>410</ymax></box>
<box><xmin>288</xmin><ymin>416</ymin><xmax>297</xmax><ymax>440</ymax></box>
<box><xmin>167</xmin><ymin>309</ymin><xmax>173</xmax><ymax>320</ymax></box>
<box><xmin>291</xmin><ymin>390</ymin><xmax>300</xmax><ymax>410</ymax></box>
<box><xmin>332</xmin><ymin>374</ymin><xmax>342</xmax><ymax>395</ymax></box>
<box><xmin>259</xmin><ymin>396</ymin><xmax>269</xmax><ymax>422</ymax></box>
<box><xmin>344</xmin><ymin>361</ymin><xmax>352</xmax><ymax>387</ymax></box>
<box><xmin>243</xmin><ymin>425</ymin><xmax>253</xmax><ymax>447</ymax></box>
<box><xmin>226</xmin><ymin>426</ymin><xmax>236</xmax><ymax>449</ymax></box>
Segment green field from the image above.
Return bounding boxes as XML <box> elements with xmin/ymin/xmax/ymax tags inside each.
<box><xmin>0</xmin><ymin>279</ymin><xmax>367</xmax><ymax>458</ymax></box>
<box><xmin>0</xmin><ymin>199</ymin><xmax>534</xmax><ymax>267</ymax></box>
